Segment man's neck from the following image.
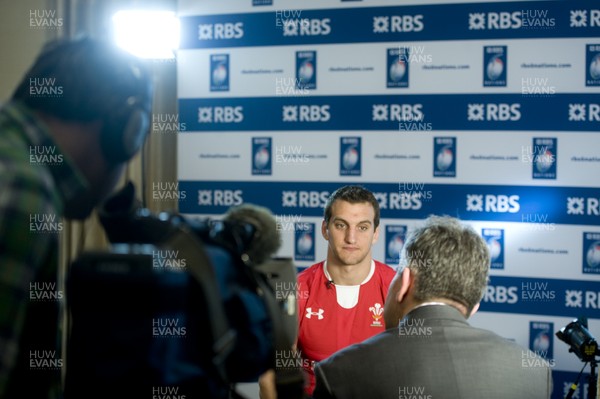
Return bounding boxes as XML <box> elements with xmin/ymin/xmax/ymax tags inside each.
<box><xmin>403</xmin><ymin>298</ymin><xmax>470</xmax><ymax>319</ymax></box>
<box><xmin>325</xmin><ymin>259</ymin><xmax>372</xmax><ymax>286</ymax></box>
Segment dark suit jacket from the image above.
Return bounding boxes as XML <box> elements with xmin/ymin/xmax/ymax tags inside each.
<box><xmin>313</xmin><ymin>305</ymin><xmax>552</xmax><ymax>399</ymax></box>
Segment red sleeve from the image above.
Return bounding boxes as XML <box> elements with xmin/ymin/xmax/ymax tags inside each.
<box><xmin>296</xmin><ymin>262</ymin><xmax>322</xmax><ymax>344</ymax></box>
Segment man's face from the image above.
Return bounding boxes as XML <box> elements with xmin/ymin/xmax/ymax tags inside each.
<box><xmin>322</xmin><ymin>200</ymin><xmax>379</xmax><ymax>267</ymax></box>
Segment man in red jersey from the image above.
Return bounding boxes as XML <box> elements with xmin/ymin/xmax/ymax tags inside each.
<box><xmin>260</xmin><ymin>185</ymin><xmax>395</xmax><ymax>398</ymax></box>
<box><xmin>296</xmin><ymin>185</ymin><xmax>395</xmax><ymax>396</ymax></box>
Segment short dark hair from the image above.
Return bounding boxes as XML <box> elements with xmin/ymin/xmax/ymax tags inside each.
<box><xmin>323</xmin><ymin>185</ymin><xmax>380</xmax><ymax>228</ymax></box>
<box><xmin>12</xmin><ymin>36</ymin><xmax>151</xmax><ymax>123</ymax></box>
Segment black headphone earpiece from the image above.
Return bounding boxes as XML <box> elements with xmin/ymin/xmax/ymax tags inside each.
<box><xmin>99</xmin><ymin>64</ymin><xmax>152</xmax><ymax>164</ymax></box>
<box><xmin>100</xmin><ymin>95</ymin><xmax>150</xmax><ymax>163</ymax></box>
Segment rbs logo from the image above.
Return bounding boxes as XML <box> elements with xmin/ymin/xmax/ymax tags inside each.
<box><xmin>198</xmin><ymin>22</ymin><xmax>244</xmax><ymax>40</ymax></box>
<box><xmin>482</xmin><ymin>285</ymin><xmax>519</xmax><ymax>304</ymax></box>
<box><xmin>197</xmin><ymin>190</ymin><xmax>243</xmax><ymax>206</ymax></box>
<box><xmin>467</xmin><ymin>103</ymin><xmax>521</xmax><ymax>121</ymax></box>
<box><xmin>372</xmin><ymin>104</ymin><xmax>424</xmax><ymax>122</ymax></box>
<box><xmin>282</xmin><ymin>105</ymin><xmax>330</xmax><ymax>122</ymax></box>
<box><xmin>466</xmin><ymin>194</ymin><xmax>520</xmax><ymax>213</ymax></box>
<box><xmin>389</xmin><ymin>192</ymin><xmax>422</xmax><ymax>210</ymax></box>
<box><xmin>282</xmin><ymin>191</ymin><xmax>330</xmax><ymax>208</ymax></box>
<box><xmin>198</xmin><ymin>106</ymin><xmax>243</xmax><ymax>123</ymax></box>
<box><xmin>283</xmin><ymin>18</ymin><xmax>331</xmax><ymax>36</ymax></box>
<box><xmin>469</xmin><ymin>10</ymin><xmax>555</xmax><ymax>30</ymax></box>
<box><xmin>469</xmin><ymin>12</ymin><xmax>520</xmax><ymax>30</ymax></box>
<box><xmin>373</xmin><ymin>15</ymin><xmax>424</xmax><ymax>33</ymax></box>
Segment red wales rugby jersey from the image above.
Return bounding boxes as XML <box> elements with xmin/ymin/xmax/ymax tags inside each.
<box><xmin>296</xmin><ymin>260</ymin><xmax>396</xmax><ymax>395</ymax></box>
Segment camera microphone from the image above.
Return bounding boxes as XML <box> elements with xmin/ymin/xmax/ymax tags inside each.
<box><xmin>224</xmin><ymin>204</ymin><xmax>282</xmax><ymax>266</ymax></box>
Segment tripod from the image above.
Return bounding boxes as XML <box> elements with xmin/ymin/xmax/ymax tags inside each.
<box><xmin>589</xmin><ymin>359</ymin><xmax>597</xmax><ymax>399</ymax></box>
<box><xmin>565</xmin><ymin>357</ymin><xmax>597</xmax><ymax>399</ymax></box>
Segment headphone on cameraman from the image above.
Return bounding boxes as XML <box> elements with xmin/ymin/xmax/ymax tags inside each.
<box><xmin>99</xmin><ymin>64</ymin><xmax>152</xmax><ymax>163</ymax></box>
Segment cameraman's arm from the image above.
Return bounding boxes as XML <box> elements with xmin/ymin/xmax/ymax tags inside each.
<box><xmin>0</xmin><ymin>176</ymin><xmax>56</xmax><ymax>395</ymax></box>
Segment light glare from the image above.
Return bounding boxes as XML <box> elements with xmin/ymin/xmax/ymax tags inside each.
<box><xmin>112</xmin><ymin>10</ymin><xmax>179</xmax><ymax>59</ymax></box>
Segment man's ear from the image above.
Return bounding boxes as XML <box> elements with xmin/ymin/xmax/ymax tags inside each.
<box><xmin>395</xmin><ymin>267</ymin><xmax>413</xmax><ymax>303</ymax></box>
<box><xmin>321</xmin><ymin>220</ymin><xmax>329</xmax><ymax>241</ymax></box>
<box><xmin>468</xmin><ymin>302</ymin><xmax>480</xmax><ymax>318</ymax></box>
<box><xmin>372</xmin><ymin>224</ymin><xmax>380</xmax><ymax>244</ymax></box>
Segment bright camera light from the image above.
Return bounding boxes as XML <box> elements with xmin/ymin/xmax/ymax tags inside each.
<box><xmin>112</xmin><ymin>10</ymin><xmax>179</xmax><ymax>59</ymax></box>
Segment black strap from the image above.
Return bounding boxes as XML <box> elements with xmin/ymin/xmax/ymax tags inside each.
<box><xmin>163</xmin><ymin>227</ymin><xmax>237</xmax><ymax>384</ymax></box>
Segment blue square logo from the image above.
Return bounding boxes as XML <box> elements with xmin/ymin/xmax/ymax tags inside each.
<box><xmin>529</xmin><ymin>321</ymin><xmax>553</xmax><ymax>360</ymax></box>
<box><xmin>482</xmin><ymin>228</ymin><xmax>504</xmax><ymax>269</ymax></box>
<box><xmin>532</xmin><ymin>137</ymin><xmax>557</xmax><ymax>180</ymax></box>
<box><xmin>252</xmin><ymin>137</ymin><xmax>272</xmax><ymax>175</ymax></box>
<box><xmin>433</xmin><ymin>137</ymin><xmax>456</xmax><ymax>177</ymax></box>
<box><xmin>340</xmin><ymin>137</ymin><xmax>361</xmax><ymax>176</ymax></box>
<box><xmin>387</xmin><ymin>47</ymin><xmax>409</xmax><ymax>88</ymax></box>
<box><xmin>210</xmin><ymin>54</ymin><xmax>229</xmax><ymax>92</ymax></box>
<box><xmin>295</xmin><ymin>222</ymin><xmax>315</xmax><ymax>262</ymax></box>
<box><xmin>385</xmin><ymin>225</ymin><xmax>407</xmax><ymax>265</ymax></box>
<box><xmin>296</xmin><ymin>51</ymin><xmax>317</xmax><ymax>90</ymax></box>
<box><xmin>483</xmin><ymin>46</ymin><xmax>507</xmax><ymax>87</ymax></box>
<box><xmin>583</xmin><ymin>232</ymin><xmax>600</xmax><ymax>275</ymax></box>
<box><xmin>586</xmin><ymin>44</ymin><xmax>600</xmax><ymax>87</ymax></box>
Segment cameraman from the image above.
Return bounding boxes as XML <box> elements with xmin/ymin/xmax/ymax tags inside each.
<box><xmin>0</xmin><ymin>37</ymin><xmax>152</xmax><ymax>398</ymax></box>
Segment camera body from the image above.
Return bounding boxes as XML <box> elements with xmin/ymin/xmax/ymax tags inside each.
<box><xmin>64</xmin><ymin>183</ymin><xmax>301</xmax><ymax>398</ymax></box>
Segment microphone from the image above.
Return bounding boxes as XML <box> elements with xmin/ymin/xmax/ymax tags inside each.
<box><xmin>223</xmin><ymin>203</ymin><xmax>282</xmax><ymax>266</ymax></box>
<box><xmin>326</xmin><ymin>279</ymin><xmax>335</xmax><ymax>289</ymax></box>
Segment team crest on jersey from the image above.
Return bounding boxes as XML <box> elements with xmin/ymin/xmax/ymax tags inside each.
<box><xmin>369</xmin><ymin>303</ymin><xmax>384</xmax><ymax>327</ymax></box>
<box><xmin>305</xmin><ymin>307</ymin><xmax>324</xmax><ymax>320</ymax></box>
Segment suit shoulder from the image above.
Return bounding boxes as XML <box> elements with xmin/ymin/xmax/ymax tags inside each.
<box><xmin>318</xmin><ymin>329</ymin><xmax>393</xmax><ymax>369</ymax></box>
<box><xmin>468</xmin><ymin>325</ymin><xmax>543</xmax><ymax>358</ymax></box>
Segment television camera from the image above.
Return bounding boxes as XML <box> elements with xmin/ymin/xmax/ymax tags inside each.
<box><xmin>64</xmin><ymin>182</ymin><xmax>304</xmax><ymax>399</ymax></box>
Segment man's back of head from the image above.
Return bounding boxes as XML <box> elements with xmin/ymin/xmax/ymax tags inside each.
<box><xmin>402</xmin><ymin>215</ymin><xmax>490</xmax><ymax>315</ymax></box>
<box><xmin>12</xmin><ymin>36</ymin><xmax>152</xmax><ymax>164</ymax></box>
